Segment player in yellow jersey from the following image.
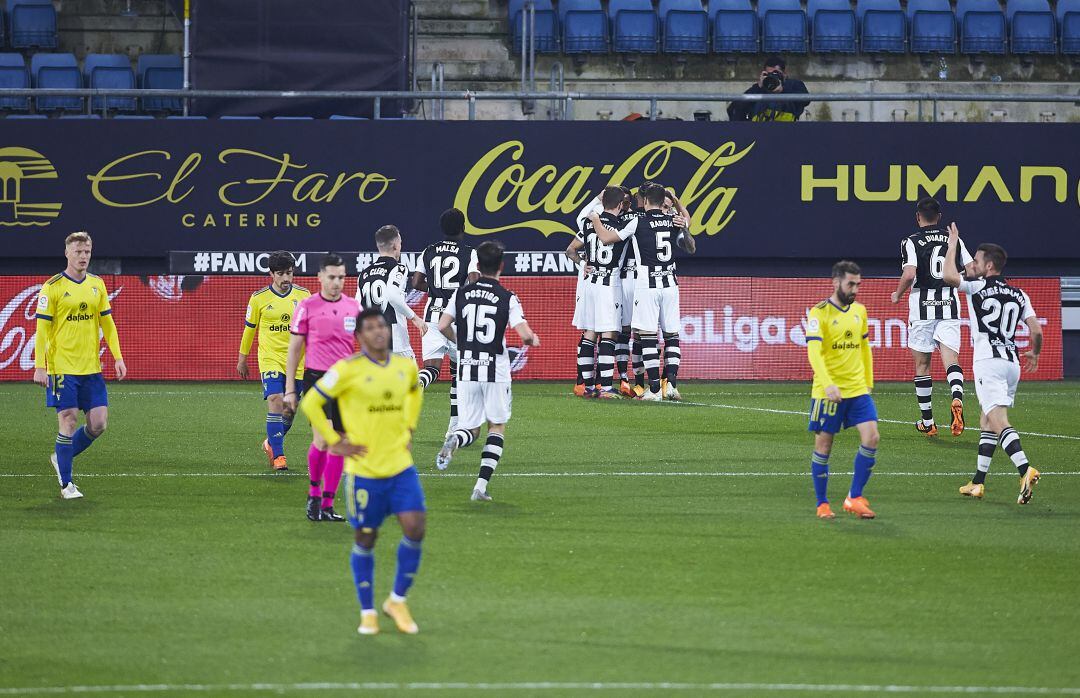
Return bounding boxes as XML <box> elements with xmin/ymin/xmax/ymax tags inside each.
<box><xmin>32</xmin><ymin>232</ymin><xmax>126</xmax><ymax>500</ymax></box>
<box><xmin>300</xmin><ymin>308</ymin><xmax>425</xmax><ymax>637</ymax></box>
<box><xmin>237</xmin><ymin>251</ymin><xmax>310</xmax><ymax>471</ymax></box>
<box><xmin>806</xmin><ymin>261</ymin><xmax>880</xmax><ymax>520</ymax></box>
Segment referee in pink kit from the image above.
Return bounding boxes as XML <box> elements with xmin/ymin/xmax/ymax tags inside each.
<box><xmin>285</xmin><ymin>253</ymin><xmax>363</xmax><ymax>521</ymax></box>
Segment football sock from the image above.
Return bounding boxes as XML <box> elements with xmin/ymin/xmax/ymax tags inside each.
<box><xmin>946</xmin><ymin>364</ymin><xmax>964</xmax><ymax>402</ymax></box>
<box><xmin>632</xmin><ymin>336</ymin><xmax>645</xmax><ymax>388</ymax></box>
<box><xmin>418</xmin><ymin>366</ymin><xmax>440</xmax><ymax>389</ymax></box>
<box><xmin>350</xmin><ymin>543</ymin><xmax>375</xmax><ymax>612</ymax></box>
<box><xmin>578</xmin><ymin>338</ymin><xmax>596</xmax><ymax>385</ymax></box>
<box><xmin>913</xmin><ymin>375</ymin><xmax>934</xmax><ymax>426</ymax></box>
<box><xmin>616</xmin><ymin>332</ymin><xmax>630</xmax><ymax>380</ymax></box>
<box><xmin>999</xmin><ymin>427</ymin><xmax>1029</xmax><ymax>476</ymax></box>
<box><xmin>476</xmin><ymin>433</ymin><xmax>504</xmax><ymax>494</ymax></box>
<box><xmin>811</xmin><ymin>451</ymin><xmax>829</xmax><ymax>505</ymax></box>
<box><xmin>393</xmin><ymin>537</ymin><xmax>423</xmax><ymax>598</ymax></box>
<box><xmin>71</xmin><ymin>425</ymin><xmax>97</xmax><ymax>458</ymax></box>
<box><xmin>282</xmin><ymin>412</ymin><xmax>294</xmax><ymax>436</ymax></box>
<box><xmin>974</xmin><ymin>430</ymin><xmax>996</xmax><ymax>485</ymax></box>
<box><xmin>640</xmin><ymin>335</ymin><xmax>661</xmax><ymax>393</ymax></box>
<box><xmin>266</xmin><ymin>413</ymin><xmax>285</xmax><ymax>458</ymax></box>
<box><xmin>575</xmin><ymin>335</ymin><xmax>589</xmax><ymax>385</ymax></box>
<box><xmin>322</xmin><ymin>455</ymin><xmax>345</xmax><ymax>509</ymax></box>
<box><xmin>597</xmin><ymin>339</ymin><xmax>616</xmax><ymax>390</ymax></box>
<box><xmin>449</xmin><ymin>363</ymin><xmax>458</xmax><ymax>427</ymax></box>
<box><xmin>307</xmin><ymin>444</ymin><xmax>327</xmax><ymax>498</ymax></box>
<box><xmin>850</xmin><ymin>445</ymin><xmax>876</xmax><ymax>498</ymax></box>
<box><xmin>452</xmin><ymin>428</ymin><xmax>477</xmax><ymax>449</ymax></box>
<box><xmin>55</xmin><ymin>433</ymin><xmax>74</xmax><ymax>487</ymax></box>
<box><xmin>662</xmin><ymin>334</ymin><xmax>681</xmax><ymax>387</ymax></box>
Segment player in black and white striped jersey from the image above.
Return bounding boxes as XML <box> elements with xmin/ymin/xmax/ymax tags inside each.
<box><xmin>890</xmin><ymin>198</ymin><xmax>975</xmax><ymax>437</ymax></box>
<box><xmin>565</xmin><ymin>186</ymin><xmax>631</xmax><ymax>399</ymax></box>
<box><xmin>411</xmin><ymin>209</ymin><xmax>479</xmax><ymax>438</ymax></box>
<box><xmin>357</xmin><ymin>225</ymin><xmax>428</xmax><ymax>358</ymax></box>
<box><xmin>571</xmin><ymin>194</ymin><xmax>604</xmax><ymax>397</ymax></box>
<box><xmin>435</xmin><ymin>240</ymin><xmax>540</xmax><ymax>502</ymax></box>
<box><xmin>943</xmin><ymin>224</ymin><xmax>1044</xmax><ymax>505</ymax></box>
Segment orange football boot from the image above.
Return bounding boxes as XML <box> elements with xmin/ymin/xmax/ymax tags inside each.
<box><xmin>843</xmin><ymin>496</ymin><xmax>876</xmax><ymax>519</ymax></box>
<box><xmin>573</xmin><ymin>384</ymin><xmax>587</xmax><ymax>398</ymax></box>
<box><xmin>950</xmin><ymin>398</ymin><xmax>965</xmax><ymax>436</ymax></box>
<box><xmin>619</xmin><ymin>380</ymin><xmax>635</xmax><ymax>398</ymax></box>
<box><xmin>262</xmin><ymin>439</ymin><xmax>274</xmax><ymax>464</ymax></box>
<box><xmin>272</xmin><ymin>455</ymin><xmax>288</xmax><ymax>471</ymax></box>
<box><xmin>916</xmin><ymin>421</ymin><xmax>938</xmax><ymax>437</ymax></box>
<box><xmin>816</xmin><ymin>503</ymin><xmax>835</xmax><ymax>519</ymax></box>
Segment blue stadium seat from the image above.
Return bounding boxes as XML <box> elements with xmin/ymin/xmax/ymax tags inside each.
<box><xmin>560</xmin><ymin>0</ymin><xmax>608</xmax><ymax>53</ymax></box>
<box><xmin>138</xmin><ymin>54</ymin><xmax>183</xmax><ymax>113</ymax></box>
<box><xmin>609</xmin><ymin>0</ymin><xmax>659</xmax><ymax>52</ymax></box>
<box><xmin>808</xmin><ymin>0</ymin><xmax>857</xmax><ymax>52</ymax></box>
<box><xmin>908</xmin><ymin>0</ymin><xmax>956</xmax><ymax>52</ymax></box>
<box><xmin>1007</xmin><ymin>0</ymin><xmax>1055</xmax><ymax>53</ymax></box>
<box><xmin>857</xmin><ymin>0</ymin><xmax>906</xmax><ymax>53</ymax></box>
<box><xmin>84</xmin><ymin>54</ymin><xmax>136</xmax><ymax>112</ymax></box>
<box><xmin>273</xmin><ymin>116</ymin><xmax>314</xmax><ymax>119</ymax></box>
<box><xmin>114</xmin><ymin>115</ymin><xmax>154</xmax><ymax>119</ymax></box>
<box><xmin>712</xmin><ymin>0</ymin><xmax>758</xmax><ymax>52</ymax></box>
<box><xmin>9</xmin><ymin>0</ymin><xmax>57</xmax><ymax>49</ymax></box>
<box><xmin>6</xmin><ymin>114</ymin><xmax>47</xmax><ymax>118</ymax></box>
<box><xmin>222</xmin><ymin>115</ymin><xmax>263</xmax><ymax>119</ymax></box>
<box><xmin>31</xmin><ymin>53</ymin><xmax>82</xmax><ymax>112</ymax></box>
<box><xmin>166</xmin><ymin>115</ymin><xmax>207</xmax><ymax>119</ymax></box>
<box><xmin>328</xmin><ymin>115</ymin><xmax>367</xmax><ymax>119</ymax></box>
<box><xmin>758</xmin><ymin>0</ymin><xmax>808</xmax><ymax>52</ymax></box>
<box><xmin>0</xmin><ymin>53</ymin><xmax>31</xmax><ymax>111</ymax></box>
<box><xmin>1060</xmin><ymin>0</ymin><xmax>1080</xmax><ymax>52</ymax></box>
<box><xmin>509</xmin><ymin>0</ymin><xmax>560</xmax><ymax>53</ymax></box>
<box><xmin>59</xmin><ymin>114</ymin><xmax>101</xmax><ymax>119</ymax></box>
<box><xmin>660</xmin><ymin>0</ymin><xmax>709</xmax><ymax>53</ymax></box>
<box><xmin>957</xmin><ymin>0</ymin><xmax>1007</xmax><ymax>53</ymax></box>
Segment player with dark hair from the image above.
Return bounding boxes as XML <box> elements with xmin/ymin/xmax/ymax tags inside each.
<box><xmin>300</xmin><ymin>308</ymin><xmax>425</xmax><ymax>635</ymax></box>
<box><xmin>891</xmin><ymin>197</ymin><xmax>975</xmax><ymax>437</ymax></box>
<box><xmin>943</xmin><ymin>226</ymin><xmax>1043</xmax><ymax>504</ymax></box>
<box><xmin>285</xmin><ymin>253</ymin><xmax>361</xmax><ymax>521</ymax></box>
<box><xmin>411</xmin><ymin>208</ymin><xmax>479</xmax><ymax>436</ymax></box>
<box><xmin>436</xmin><ymin>240</ymin><xmax>540</xmax><ymax>501</ymax></box>
<box><xmin>805</xmin><ymin>260</ymin><xmax>880</xmax><ymax>520</ymax></box>
<box><xmin>358</xmin><ymin>225</ymin><xmax>428</xmax><ymax>358</ymax></box>
<box><xmin>571</xmin><ymin>193</ymin><xmax>606</xmax><ymax>397</ymax></box>
<box><xmin>34</xmin><ymin>232</ymin><xmax>127</xmax><ymax>500</ymax></box>
<box><xmin>238</xmin><ymin>250</ymin><xmax>310</xmax><ymax>471</ymax></box>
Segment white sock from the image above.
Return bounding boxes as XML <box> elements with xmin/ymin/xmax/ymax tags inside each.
<box><xmin>474</xmin><ymin>478</ymin><xmax>487</xmax><ymax>494</ymax></box>
<box><xmin>389</xmin><ymin>592</ymin><xmax>406</xmax><ymax>603</ymax></box>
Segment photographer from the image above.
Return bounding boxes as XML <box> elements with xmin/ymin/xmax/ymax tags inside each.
<box><xmin>727</xmin><ymin>56</ymin><xmax>810</xmax><ymax>122</ymax></box>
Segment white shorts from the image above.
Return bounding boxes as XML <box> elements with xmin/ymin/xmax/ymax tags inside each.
<box><xmin>907</xmin><ymin>319</ymin><xmax>961</xmax><ymax>354</ymax></box>
<box><xmin>974</xmin><ymin>358</ymin><xmax>1020</xmax><ymax>414</ymax></box>
<box><xmin>632</xmin><ymin>284</ymin><xmax>681</xmax><ymax>334</ymax></box>
<box><xmin>391</xmin><ymin>324</ymin><xmax>415</xmax><ymax>359</ymax></box>
<box><xmin>572</xmin><ymin>277</ymin><xmax>585</xmax><ymax>330</ymax></box>
<box><xmin>458</xmin><ymin>381</ymin><xmax>513</xmax><ymax>429</ymax></box>
<box><xmin>581</xmin><ymin>281</ymin><xmax>621</xmax><ymax>333</ymax></box>
<box><xmin>618</xmin><ymin>275</ymin><xmax>635</xmax><ymax>328</ymax></box>
<box><xmin>421</xmin><ymin>325</ymin><xmax>456</xmax><ymax>362</ymax></box>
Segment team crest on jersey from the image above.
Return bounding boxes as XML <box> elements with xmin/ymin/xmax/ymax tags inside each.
<box><xmin>38</xmin><ymin>295</ymin><xmax>48</xmax><ymax>310</ymax></box>
<box><xmin>806</xmin><ymin>317</ymin><xmax>820</xmax><ymax>333</ymax></box>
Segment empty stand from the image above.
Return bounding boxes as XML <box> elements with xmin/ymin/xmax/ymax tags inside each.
<box><xmin>31</xmin><ymin>52</ymin><xmax>81</xmax><ymax>112</ymax></box>
<box><xmin>0</xmin><ymin>53</ymin><xmax>30</xmax><ymax>111</ymax></box>
<box><xmin>908</xmin><ymin>0</ymin><xmax>957</xmax><ymax>52</ymax></box>
<box><xmin>8</xmin><ymin>0</ymin><xmax>57</xmax><ymax>49</ymax></box>
<box><xmin>138</xmin><ymin>54</ymin><xmax>183</xmax><ymax>113</ymax></box>
<box><xmin>712</xmin><ymin>0</ymin><xmax>759</xmax><ymax>52</ymax></box>
<box><xmin>510</xmin><ymin>0</ymin><xmax>560</xmax><ymax>53</ymax></box>
<box><xmin>609</xmin><ymin>0</ymin><xmax>660</xmax><ymax>52</ymax></box>
<box><xmin>809</xmin><ymin>0</ymin><xmax>858</xmax><ymax>52</ymax></box>
<box><xmin>660</xmin><ymin>0</ymin><xmax>709</xmax><ymax>53</ymax></box>
<box><xmin>758</xmin><ymin>0</ymin><xmax>809</xmax><ymax>52</ymax></box>
<box><xmin>561</xmin><ymin>0</ymin><xmax>608</xmax><ymax>53</ymax></box>
<box><xmin>84</xmin><ymin>53</ymin><xmax>136</xmax><ymax>112</ymax></box>
<box><xmin>957</xmin><ymin>0</ymin><xmax>1007</xmax><ymax>53</ymax></box>
<box><xmin>1008</xmin><ymin>0</ymin><xmax>1056</xmax><ymax>53</ymax></box>
<box><xmin>858</xmin><ymin>0</ymin><xmax>907</xmax><ymax>53</ymax></box>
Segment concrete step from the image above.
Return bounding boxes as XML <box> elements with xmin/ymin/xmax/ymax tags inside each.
<box><xmin>59</xmin><ymin>14</ymin><xmax>179</xmax><ymax>32</ymax></box>
<box><xmin>417</xmin><ymin>36</ymin><xmax>511</xmax><ymax>62</ymax></box>
<box><xmin>57</xmin><ymin>0</ymin><xmax>175</xmax><ymax>15</ymax></box>
<box><xmin>417</xmin><ymin>59</ymin><xmax>518</xmax><ymax>82</ymax></box>
<box><xmin>418</xmin><ymin>17</ymin><xmax>504</xmax><ymax>35</ymax></box>
<box><xmin>411</xmin><ymin>0</ymin><xmax>496</xmax><ymax>19</ymax></box>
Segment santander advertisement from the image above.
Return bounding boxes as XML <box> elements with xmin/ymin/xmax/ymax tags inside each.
<box><xmin>0</xmin><ymin>275</ymin><xmax>1062</xmax><ymax>382</ymax></box>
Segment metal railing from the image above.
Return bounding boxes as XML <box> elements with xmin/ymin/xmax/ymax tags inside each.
<box><xmin>2</xmin><ymin>87</ymin><xmax>1078</xmax><ymax>121</ymax></box>
<box><xmin>519</xmin><ymin>0</ymin><xmax>537</xmax><ymax>115</ymax></box>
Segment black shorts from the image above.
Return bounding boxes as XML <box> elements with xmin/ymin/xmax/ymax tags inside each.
<box><xmin>303</xmin><ymin>369</ymin><xmax>345</xmax><ymax>433</ymax></box>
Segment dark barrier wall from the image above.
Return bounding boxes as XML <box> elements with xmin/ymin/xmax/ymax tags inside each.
<box><xmin>1</xmin><ymin>122</ymin><xmax>1078</xmax><ymax>264</ymax></box>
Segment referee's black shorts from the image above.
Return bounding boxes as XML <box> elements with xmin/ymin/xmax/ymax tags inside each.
<box><xmin>302</xmin><ymin>369</ymin><xmax>345</xmax><ymax>433</ymax></box>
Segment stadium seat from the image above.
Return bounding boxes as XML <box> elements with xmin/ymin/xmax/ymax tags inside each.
<box><xmin>59</xmin><ymin>114</ymin><xmax>101</xmax><ymax>119</ymax></box>
<box><xmin>114</xmin><ymin>115</ymin><xmax>154</xmax><ymax>119</ymax></box>
<box><xmin>273</xmin><ymin>116</ymin><xmax>314</xmax><ymax>120</ymax></box>
<box><xmin>6</xmin><ymin>114</ymin><xmax>47</xmax><ymax>118</ymax></box>
<box><xmin>1061</xmin><ymin>0</ymin><xmax>1080</xmax><ymax>53</ymax></box>
<box><xmin>609</xmin><ymin>0</ymin><xmax>660</xmax><ymax>53</ymax></box>
<box><xmin>957</xmin><ymin>0</ymin><xmax>1007</xmax><ymax>53</ymax></box>
<box><xmin>509</xmin><ymin>0</ymin><xmax>560</xmax><ymax>53</ymax></box>
<box><xmin>1007</xmin><ymin>0</ymin><xmax>1056</xmax><ymax>53</ymax></box>
<box><xmin>31</xmin><ymin>53</ymin><xmax>82</xmax><ymax>112</ymax></box>
<box><xmin>328</xmin><ymin>115</ymin><xmax>367</xmax><ymax>119</ymax></box>
<box><xmin>84</xmin><ymin>53</ymin><xmax>136</xmax><ymax>112</ymax></box>
<box><xmin>166</xmin><ymin>115</ymin><xmax>207</xmax><ymax>119</ymax></box>
<box><xmin>0</xmin><ymin>53</ymin><xmax>31</xmax><ymax>111</ymax></box>
<box><xmin>560</xmin><ymin>0</ymin><xmax>608</xmax><ymax>53</ymax></box>
<box><xmin>907</xmin><ymin>0</ymin><xmax>956</xmax><ymax>52</ymax></box>
<box><xmin>758</xmin><ymin>0</ymin><xmax>808</xmax><ymax>52</ymax></box>
<box><xmin>808</xmin><ymin>0</ymin><xmax>857</xmax><ymax>52</ymax></box>
<box><xmin>712</xmin><ymin>0</ymin><xmax>759</xmax><ymax>53</ymax></box>
<box><xmin>138</xmin><ymin>54</ymin><xmax>183</xmax><ymax>113</ymax></box>
<box><xmin>8</xmin><ymin>0</ymin><xmax>57</xmax><ymax>49</ymax></box>
<box><xmin>659</xmin><ymin>0</ymin><xmax>709</xmax><ymax>53</ymax></box>
<box><xmin>222</xmin><ymin>115</ymin><xmax>263</xmax><ymax>119</ymax></box>
<box><xmin>857</xmin><ymin>0</ymin><xmax>906</xmax><ymax>53</ymax></box>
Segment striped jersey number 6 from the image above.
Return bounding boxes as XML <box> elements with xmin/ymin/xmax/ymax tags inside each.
<box><xmin>361</xmin><ymin>279</ymin><xmax>386</xmax><ymax>308</ymax></box>
<box><xmin>462</xmin><ymin>304</ymin><xmax>496</xmax><ymax>343</ymax></box>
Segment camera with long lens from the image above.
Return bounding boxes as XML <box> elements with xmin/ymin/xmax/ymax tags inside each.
<box><xmin>761</xmin><ymin>70</ymin><xmax>784</xmax><ymax>91</ymax></box>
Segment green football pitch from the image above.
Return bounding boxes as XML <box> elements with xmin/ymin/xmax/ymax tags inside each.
<box><xmin>1</xmin><ymin>381</ymin><xmax>1079</xmax><ymax>697</ymax></box>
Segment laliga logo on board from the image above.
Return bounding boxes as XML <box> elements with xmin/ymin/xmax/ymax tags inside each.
<box><xmin>0</xmin><ymin>147</ymin><xmax>62</xmax><ymax>227</ymax></box>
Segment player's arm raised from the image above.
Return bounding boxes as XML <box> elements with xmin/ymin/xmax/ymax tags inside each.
<box><xmin>942</xmin><ymin>224</ymin><xmax>963</xmax><ymax>288</ymax></box>
<box><xmin>467</xmin><ymin>249</ymin><xmax>480</xmax><ymax>285</ymax></box>
<box><xmin>238</xmin><ymin>297</ymin><xmax>260</xmax><ymax>379</ymax></box>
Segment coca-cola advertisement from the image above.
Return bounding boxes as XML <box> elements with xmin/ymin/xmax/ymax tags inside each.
<box><xmin>0</xmin><ymin>275</ymin><xmax>1062</xmax><ymax>382</ymax></box>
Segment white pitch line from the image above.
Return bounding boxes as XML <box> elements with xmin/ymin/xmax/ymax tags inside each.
<box><xmin>1</xmin><ymin>471</ymin><xmax>1078</xmax><ymax>479</ymax></box>
<box><xmin>2</xmin><ymin>681</ymin><xmax>1080</xmax><ymax>695</ymax></box>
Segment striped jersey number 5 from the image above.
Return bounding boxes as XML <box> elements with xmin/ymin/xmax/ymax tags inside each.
<box><xmin>979</xmin><ymin>297</ymin><xmax>1020</xmax><ymax>339</ymax></box>
<box><xmin>361</xmin><ymin>279</ymin><xmax>386</xmax><ymax>308</ymax></box>
<box><xmin>430</xmin><ymin>255</ymin><xmax>461</xmax><ymax>289</ymax></box>
<box><xmin>656</xmin><ymin>230</ymin><xmax>673</xmax><ymax>263</ymax></box>
<box><xmin>588</xmin><ymin>235</ymin><xmax>613</xmax><ymax>265</ymax></box>
<box><xmin>462</xmin><ymin>304</ymin><xmax>496</xmax><ymax>343</ymax></box>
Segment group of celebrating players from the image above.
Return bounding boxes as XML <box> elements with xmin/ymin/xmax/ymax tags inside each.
<box><xmin>30</xmin><ymin>185</ymin><xmax>1047</xmax><ymax>636</ymax></box>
